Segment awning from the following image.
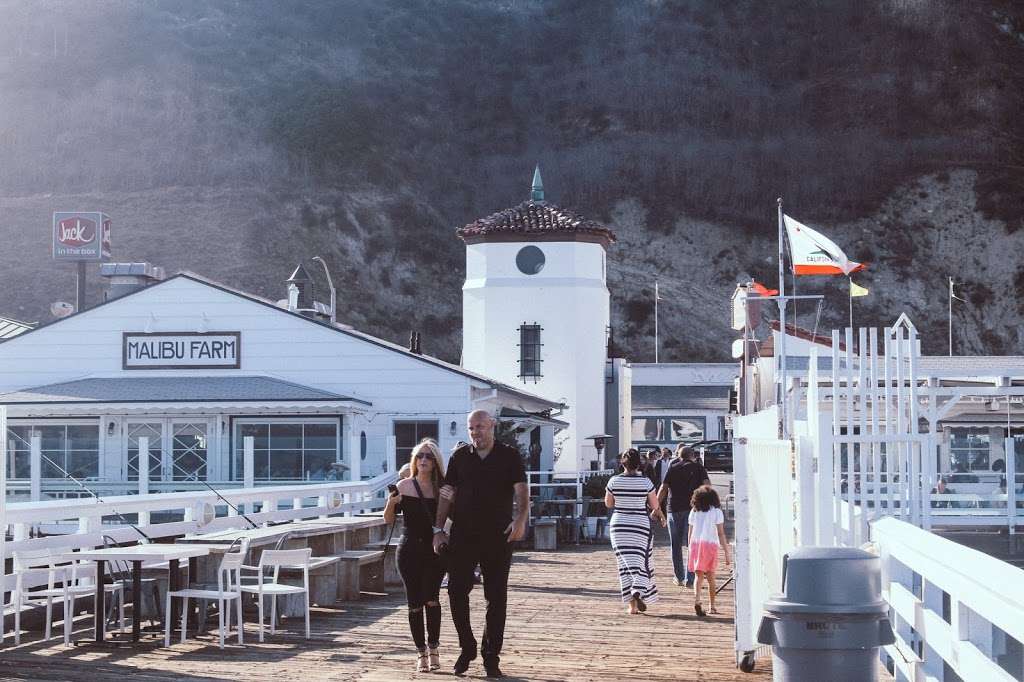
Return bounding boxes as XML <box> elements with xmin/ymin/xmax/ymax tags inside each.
<box><xmin>631</xmin><ymin>385</ymin><xmax>730</xmax><ymax>411</ymax></box>
<box><xmin>497</xmin><ymin>407</ymin><xmax>569</xmax><ymax>430</ymax></box>
<box><xmin>0</xmin><ymin>375</ymin><xmax>371</xmax><ymax>417</ymax></box>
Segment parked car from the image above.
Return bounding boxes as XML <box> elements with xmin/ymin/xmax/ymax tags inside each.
<box><xmin>699</xmin><ymin>441</ymin><xmax>733</xmax><ymax>472</ymax></box>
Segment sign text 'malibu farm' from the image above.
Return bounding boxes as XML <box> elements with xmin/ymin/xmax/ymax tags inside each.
<box><xmin>123</xmin><ymin>332</ymin><xmax>241</xmax><ymax>369</ymax></box>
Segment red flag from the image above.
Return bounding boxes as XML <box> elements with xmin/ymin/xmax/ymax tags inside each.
<box><xmin>751</xmin><ymin>281</ymin><xmax>779</xmax><ymax>296</ymax></box>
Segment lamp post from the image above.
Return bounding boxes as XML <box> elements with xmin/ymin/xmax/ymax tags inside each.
<box><xmin>587</xmin><ymin>433</ymin><xmax>614</xmax><ymax>471</ymax></box>
<box><xmin>312</xmin><ymin>256</ymin><xmax>337</xmax><ymax>324</ymax></box>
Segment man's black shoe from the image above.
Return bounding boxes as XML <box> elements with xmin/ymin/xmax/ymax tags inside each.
<box><xmin>484</xmin><ymin>659</ymin><xmax>504</xmax><ymax>679</ymax></box>
<box><xmin>453</xmin><ymin>650</ymin><xmax>477</xmax><ymax>675</ymax></box>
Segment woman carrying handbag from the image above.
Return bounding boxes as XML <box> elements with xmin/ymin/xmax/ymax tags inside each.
<box><xmin>384</xmin><ymin>439</ymin><xmax>447</xmax><ymax>672</ymax></box>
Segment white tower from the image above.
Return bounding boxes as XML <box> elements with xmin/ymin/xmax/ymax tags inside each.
<box><xmin>459</xmin><ymin>167</ymin><xmax>616</xmax><ymax>472</ymax></box>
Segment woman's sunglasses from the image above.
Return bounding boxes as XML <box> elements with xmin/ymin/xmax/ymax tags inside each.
<box><xmin>415</xmin><ymin>452</ymin><xmax>434</xmax><ymax>460</ymax></box>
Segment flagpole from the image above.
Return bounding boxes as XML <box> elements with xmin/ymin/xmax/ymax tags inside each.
<box><xmin>654</xmin><ymin>279</ymin><xmax>659</xmax><ymax>363</ymax></box>
<box><xmin>848</xmin><ymin>276</ymin><xmax>854</xmax><ymax>331</ymax></box>
<box><xmin>777</xmin><ymin>198</ymin><xmax>787</xmax><ymax>439</ymax></box>
<box><xmin>948</xmin><ymin>276</ymin><xmax>953</xmax><ymax>357</ymax></box>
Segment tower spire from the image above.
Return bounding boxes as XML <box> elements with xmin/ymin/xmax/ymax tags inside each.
<box><xmin>531</xmin><ymin>164</ymin><xmax>544</xmax><ymax>202</ymax></box>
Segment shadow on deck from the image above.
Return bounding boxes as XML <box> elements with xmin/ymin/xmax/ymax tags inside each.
<box><xmin>1</xmin><ymin>541</ymin><xmax>770</xmax><ymax>681</ymax></box>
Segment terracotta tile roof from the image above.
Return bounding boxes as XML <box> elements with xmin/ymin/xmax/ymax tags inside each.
<box><xmin>456</xmin><ymin>200</ymin><xmax>616</xmax><ymax>244</ymax></box>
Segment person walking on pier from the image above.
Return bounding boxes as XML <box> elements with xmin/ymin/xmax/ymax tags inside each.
<box><xmin>433</xmin><ymin>410</ymin><xmax>529</xmax><ymax>679</ymax></box>
<box><xmin>605</xmin><ymin>448</ymin><xmax>666</xmax><ymax>615</ymax></box>
<box><xmin>383</xmin><ymin>439</ymin><xmax>447</xmax><ymax>672</ymax></box>
<box><xmin>688</xmin><ymin>484</ymin><xmax>730</xmax><ymax>616</ymax></box>
<box><xmin>658</xmin><ymin>445</ymin><xmax>709</xmax><ymax>588</ymax></box>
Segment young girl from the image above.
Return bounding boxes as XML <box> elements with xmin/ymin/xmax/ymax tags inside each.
<box><xmin>687</xmin><ymin>484</ymin><xmax>730</xmax><ymax>616</ymax></box>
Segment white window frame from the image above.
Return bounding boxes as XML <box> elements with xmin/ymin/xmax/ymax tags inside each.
<box><xmin>6</xmin><ymin>418</ymin><xmax>103</xmax><ymax>480</ymax></box>
<box><xmin>231</xmin><ymin>416</ymin><xmax>342</xmax><ymax>481</ymax></box>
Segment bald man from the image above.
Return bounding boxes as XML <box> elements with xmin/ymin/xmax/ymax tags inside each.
<box><xmin>433</xmin><ymin>410</ymin><xmax>528</xmax><ymax>679</ymax></box>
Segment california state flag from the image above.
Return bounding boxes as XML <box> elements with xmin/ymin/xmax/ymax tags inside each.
<box><xmin>784</xmin><ymin>215</ymin><xmax>866</xmax><ymax>276</ymax></box>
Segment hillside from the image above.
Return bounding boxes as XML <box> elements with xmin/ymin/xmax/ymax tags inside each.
<box><xmin>0</xmin><ymin>0</ymin><xmax>1022</xmax><ymax>361</ymax></box>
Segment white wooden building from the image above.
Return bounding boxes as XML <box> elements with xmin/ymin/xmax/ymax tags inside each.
<box><xmin>628</xmin><ymin>362</ymin><xmax>736</xmax><ymax>450</ymax></box>
<box><xmin>0</xmin><ymin>270</ymin><xmax>563</xmax><ymax>501</ymax></box>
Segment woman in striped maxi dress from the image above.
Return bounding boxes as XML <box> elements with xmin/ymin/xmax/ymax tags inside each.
<box><xmin>605</xmin><ymin>449</ymin><xmax>667</xmax><ymax>614</ymax></box>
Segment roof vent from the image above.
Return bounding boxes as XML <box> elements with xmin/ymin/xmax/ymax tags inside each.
<box><xmin>99</xmin><ymin>262</ymin><xmax>165</xmax><ymax>301</ymax></box>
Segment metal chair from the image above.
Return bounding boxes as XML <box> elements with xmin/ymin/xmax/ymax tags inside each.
<box><xmin>239</xmin><ymin>548</ymin><xmax>312</xmax><ymax>641</ymax></box>
<box><xmin>165</xmin><ymin>544</ymin><xmax>246</xmax><ymax>649</ymax></box>
<box><xmin>12</xmin><ymin>548</ymin><xmax>125</xmax><ymax>645</ymax></box>
<box><xmin>101</xmin><ymin>535</ymin><xmax>162</xmax><ymax>629</ymax></box>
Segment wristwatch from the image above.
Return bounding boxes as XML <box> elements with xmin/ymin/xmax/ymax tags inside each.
<box><xmin>432</xmin><ymin>526</ymin><xmax>447</xmax><ymax>535</ymax></box>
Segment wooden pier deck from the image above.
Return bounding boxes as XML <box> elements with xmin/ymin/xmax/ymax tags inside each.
<box><xmin>1</xmin><ymin>541</ymin><xmax>770</xmax><ymax>681</ymax></box>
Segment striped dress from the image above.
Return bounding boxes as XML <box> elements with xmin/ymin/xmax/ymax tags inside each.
<box><xmin>607</xmin><ymin>473</ymin><xmax>658</xmax><ymax>604</ymax></box>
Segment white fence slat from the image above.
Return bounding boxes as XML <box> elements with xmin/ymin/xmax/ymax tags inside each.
<box><xmin>869</xmin><ymin>328</ymin><xmax>882</xmax><ymax>521</ymax></box>
<box><xmin>858</xmin><ymin>326</ymin><xmax>869</xmax><ymax>541</ymax></box>
<box><xmin>831</xmin><ymin>329</ymin><xmax>842</xmax><ymax>546</ymax></box>
<box><xmin>1006</xmin><ymin>437</ymin><xmax>1017</xmax><ymax>532</ymax></box>
<box><xmin>844</xmin><ymin>326</ymin><xmax>856</xmax><ymax>544</ymax></box>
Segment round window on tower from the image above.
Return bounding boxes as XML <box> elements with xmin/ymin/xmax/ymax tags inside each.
<box><xmin>515</xmin><ymin>245</ymin><xmax>546</xmax><ymax>275</ymax></box>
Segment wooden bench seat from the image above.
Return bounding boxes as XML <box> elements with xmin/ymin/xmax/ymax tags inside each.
<box><xmin>362</xmin><ymin>540</ymin><xmax>401</xmax><ymax>586</ymax></box>
<box><xmin>277</xmin><ymin>556</ymin><xmax>343</xmax><ymax>608</ymax></box>
<box><xmin>336</xmin><ymin>550</ymin><xmax>385</xmax><ymax>600</ymax></box>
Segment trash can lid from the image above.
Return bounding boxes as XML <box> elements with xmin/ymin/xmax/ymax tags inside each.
<box><xmin>763</xmin><ymin>546</ymin><xmax>888</xmax><ymax>615</ymax></box>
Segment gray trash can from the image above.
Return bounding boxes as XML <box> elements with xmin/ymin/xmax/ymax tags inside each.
<box><xmin>756</xmin><ymin>547</ymin><xmax>894</xmax><ymax>681</ymax></box>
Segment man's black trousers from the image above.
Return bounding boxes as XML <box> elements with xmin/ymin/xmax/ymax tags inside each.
<box><xmin>447</xmin><ymin>530</ymin><xmax>513</xmax><ymax>662</ymax></box>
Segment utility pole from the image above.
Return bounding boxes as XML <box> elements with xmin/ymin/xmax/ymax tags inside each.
<box><xmin>777</xmin><ymin>198</ymin><xmax>788</xmax><ymax>439</ymax></box>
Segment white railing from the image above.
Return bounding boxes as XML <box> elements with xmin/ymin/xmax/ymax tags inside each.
<box><xmin>1</xmin><ymin>471</ymin><xmax>397</xmax><ymax>593</ymax></box>
<box><xmin>735</xmin><ymin>321</ymin><xmax>1024</xmax><ymax>678</ymax></box>
<box><xmin>873</xmin><ymin>516</ymin><xmax>1024</xmax><ymax>681</ymax></box>
<box><xmin>526</xmin><ymin>468</ymin><xmax>614</xmax><ymax>501</ymax></box>
<box><xmin>733</xmin><ymin>432</ymin><xmax>799</xmax><ymax>665</ymax></box>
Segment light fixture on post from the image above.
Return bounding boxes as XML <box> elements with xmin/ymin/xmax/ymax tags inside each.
<box><xmin>311</xmin><ymin>256</ymin><xmax>337</xmax><ymax>324</ymax></box>
<box><xmin>449</xmin><ymin>421</ymin><xmax>458</xmax><ymax>436</ymax></box>
<box><xmin>107</xmin><ymin>421</ymin><xmax>117</xmax><ymax>436</ymax></box>
<box><xmin>586</xmin><ymin>433</ymin><xmax>614</xmax><ymax>470</ymax></box>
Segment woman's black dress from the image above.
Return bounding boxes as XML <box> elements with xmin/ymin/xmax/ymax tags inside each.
<box><xmin>395</xmin><ymin>480</ymin><xmax>445</xmax><ymax>652</ymax></box>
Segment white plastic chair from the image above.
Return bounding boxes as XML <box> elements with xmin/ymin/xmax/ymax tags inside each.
<box><xmin>11</xmin><ymin>549</ymin><xmax>124</xmax><ymax>645</ymax></box>
<box><xmin>164</xmin><ymin>547</ymin><xmax>245</xmax><ymax>649</ymax></box>
<box><xmin>239</xmin><ymin>548</ymin><xmax>312</xmax><ymax>642</ymax></box>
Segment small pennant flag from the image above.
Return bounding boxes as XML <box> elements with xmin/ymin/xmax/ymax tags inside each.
<box><xmin>784</xmin><ymin>214</ymin><xmax>866</xmax><ymax>276</ymax></box>
<box><xmin>751</xmin><ymin>281</ymin><xmax>779</xmax><ymax>296</ymax></box>
<box><xmin>850</xmin><ymin>280</ymin><xmax>869</xmax><ymax>297</ymax></box>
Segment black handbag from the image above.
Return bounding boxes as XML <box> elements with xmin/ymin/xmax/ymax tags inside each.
<box><xmin>412</xmin><ymin>479</ymin><xmax>449</xmax><ymax>564</ymax></box>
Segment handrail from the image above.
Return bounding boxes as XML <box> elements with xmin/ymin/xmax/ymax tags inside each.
<box><xmin>5</xmin><ymin>474</ymin><xmax>394</xmax><ymax>524</ymax></box>
<box><xmin>872</xmin><ymin>516</ymin><xmax>1024</xmax><ymax>680</ymax></box>
<box><xmin>1</xmin><ymin>472</ymin><xmax>397</xmax><ymax>593</ymax></box>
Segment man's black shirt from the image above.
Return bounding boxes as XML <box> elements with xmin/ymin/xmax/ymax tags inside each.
<box><xmin>662</xmin><ymin>458</ymin><xmax>709</xmax><ymax>513</ymax></box>
<box><xmin>444</xmin><ymin>440</ymin><xmax>527</xmax><ymax>537</ymax></box>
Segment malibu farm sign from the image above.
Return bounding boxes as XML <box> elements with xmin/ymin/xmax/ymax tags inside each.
<box><xmin>123</xmin><ymin>332</ymin><xmax>241</xmax><ymax>370</ymax></box>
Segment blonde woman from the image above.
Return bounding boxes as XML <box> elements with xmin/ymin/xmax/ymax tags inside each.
<box><xmin>384</xmin><ymin>438</ymin><xmax>447</xmax><ymax>672</ymax></box>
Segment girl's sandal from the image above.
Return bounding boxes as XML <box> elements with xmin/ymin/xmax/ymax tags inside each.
<box><xmin>428</xmin><ymin>648</ymin><xmax>440</xmax><ymax>671</ymax></box>
<box><xmin>709</xmin><ymin>607</ymin><xmax>720</xmax><ymax>615</ymax></box>
<box><xmin>694</xmin><ymin>603</ymin><xmax>706</xmax><ymax>617</ymax></box>
<box><xmin>416</xmin><ymin>652</ymin><xmax>430</xmax><ymax>673</ymax></box>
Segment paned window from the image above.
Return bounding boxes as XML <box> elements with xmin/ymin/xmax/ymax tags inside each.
<box><xmin>233</xmin><ymin>419</ymin><xmax>340</xmax><ymax>481</ymax></box>
<box><xmin>394</xmin><ymin>421</ymin><xmax>440</xmax><ymax>472</ymax></box>
<box><xmin>518</xmin><ymin>323</ymin><xmax>542</xmax><ymax>381</ymax></box>
<box><xmin>6</xmin><ymin>423</ymin><xmax>100</xmax><ymax>479</ymax></box>
<box><xmin>949</xmin><ymin>427</ymin><xmax>991</xmax><ymax>472</ymax></box>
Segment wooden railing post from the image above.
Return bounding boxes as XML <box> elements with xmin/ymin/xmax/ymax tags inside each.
<box><xmin>1007</xmin><ymin>437</ymin><xmax>1017</xmax><ymax>533</ymax></box>
<box><xmin>138</xmin><ymin>436</ymin><xmax>151</xmax><ymax>526</ymax></box>
<box><xmin>243</xmin><ymin>435</ymin><xmax>254</xmax><ymax>515</ymax></box>
<box><xmin>29</xmin><ymin>435</ymin><xmax>41</xmax><ymax>502</ymax></box>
